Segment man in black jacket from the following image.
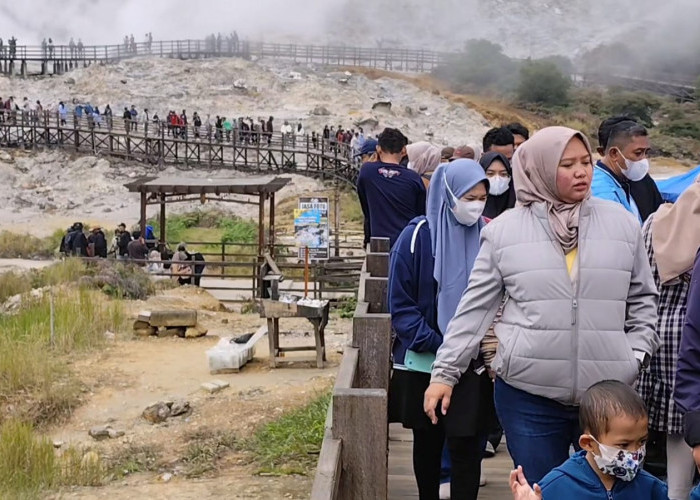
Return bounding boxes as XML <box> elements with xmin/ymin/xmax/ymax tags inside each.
<box><xmin>117</xmin><ymin>223</ymin><xmax>132</xmax><ymax>259</ymax></box>
<box><xmin>89</xmin><ymin>227</ymin><xmax>108</xmax><ymax>258</ymax></box>
<box><xmin>69</xmin><ymin>223</ymin><xmax>89</xmax><ymax>257</ymax></box>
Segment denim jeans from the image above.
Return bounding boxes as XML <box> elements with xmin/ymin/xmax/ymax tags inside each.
<box><xmin>494</xmin><ymin>378</ymin><xmax>581</xmax><ymax>484</ymax></box>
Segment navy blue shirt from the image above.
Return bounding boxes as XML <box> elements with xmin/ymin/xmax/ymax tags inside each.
<box><xmin>357</xmin><ymin>161</ymin><xmax>426</xmax><ymax>247</ymax></box>
<box><xmin>388</xmin><ymin>217</ymin><xmax>441</xmax><ymax>367</ymax></box>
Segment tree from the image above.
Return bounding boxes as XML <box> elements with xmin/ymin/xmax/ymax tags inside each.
<box><xmin>517</xmin><ymin>60</ymin><xmax>571</xmax><ymax>107</ymax></box>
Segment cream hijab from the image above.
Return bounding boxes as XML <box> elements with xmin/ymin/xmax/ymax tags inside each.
<box><xmin>651</xmin><ymin>176</ymin><xmax>700</xmax><ymax>284</ymax></box>
<box><xmin>512</xmin><ymin>126</ymin><xmax>592</xmax><ymax>253</ymax></box>
<box><xmin>407</xmin><ymin>141</ymin><xmax>442</xmax><ymax>175</ymax></box>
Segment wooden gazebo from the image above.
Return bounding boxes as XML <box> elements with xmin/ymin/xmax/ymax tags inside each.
<box><xmin>124</xmin><ymin>176</ymin><xmax>291</xmax><ymax>258</ymax></box>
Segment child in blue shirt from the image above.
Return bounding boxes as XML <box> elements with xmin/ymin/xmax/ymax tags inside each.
<box><xmin>510</xmin><ymin>380</ymin><xmax>668</xmax><ymax>500</ymax></box>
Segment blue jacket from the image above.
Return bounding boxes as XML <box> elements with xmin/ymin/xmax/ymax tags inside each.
<box><xmin>591</xmin><ymin>161</ymin><xmax>642</xmax><ymax>224</ymax></box>
<box><xmin>388</xmin><ymin>217</ymin><xmax>441</xmax><ymax>366</ymax></box>
<box><xmin>692</xmin><ymin>485</ymin><xmax>700</xmax><ymax>500</ymax></box>
<box><xmin>539</xmin><ymin>451</ymin><xmax>668</xmax><ymax>499</ymax></box>
<box><xmin>675</xmin><ymin>251</ymin><xmax>700</xmax><ymax>448</ymax></box>
<box><xmin>357</xmin><ymin>160</ymin><xmax>426</xmax><ymax>247</ymax></box>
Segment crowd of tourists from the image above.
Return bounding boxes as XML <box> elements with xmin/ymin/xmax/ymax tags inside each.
<box><xmin>59</xmin><ymin>222</ymin><xmax>205</xmax><ymax>286</ymax></box>
<box><xmin>356</xmin><ymin>120</ymin><xmax>700</xmax><ymax>500</ymax></box>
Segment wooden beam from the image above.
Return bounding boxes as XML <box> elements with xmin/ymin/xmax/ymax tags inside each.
<box><xmin>310</xmin><ymin>438</ymin><xmax>342</xmax><ymax>500</ymax></box>
<box><xmin>139</xmin><ymin>191</ymin><xmax>147</xmax><ymax>238</ymax></box>
<box><xmin>370</xmin><ymin>237</ymin><xmax>390</xmax><ymax>253</ymax></box>
<box><xmin>333</xmin><ymin>388</ymin><xmax>388</xmax><ymax>500</ymax></box>
<box><xmin>366</xmin><ymin>253</ymin><xmax>389</xmax><ymax>278</ymax></box>
<box><xmin>352</xmin><ymin>311</ymin><xmax>392</xmax><ymax>391</ymax></box>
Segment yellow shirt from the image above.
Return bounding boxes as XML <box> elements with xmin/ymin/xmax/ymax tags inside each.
<box><xmin>566</xmin><ymin>248</ymin><xmax>578</xmax><ymax>276</ymax></box>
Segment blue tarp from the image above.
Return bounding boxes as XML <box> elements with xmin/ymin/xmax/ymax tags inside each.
<box><xmin>656</xmin><ymin>165</ymin><xmax>700</xmax><ymax>202</ymax></box>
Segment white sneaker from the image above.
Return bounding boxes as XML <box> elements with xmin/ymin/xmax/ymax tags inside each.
<box><xmin>480</xmin><ymin>471</ymin><xmax>487</xmax><ymax>487</ymax></box>
<box><xmin>439</xmin><ymin>482</ymin><xmax>451</xmax><ymax>500</ymax></box>
<box><xmin>484</xmin><ymin>441</ymin><xmax>496</xmax><ymax>458</ymax></box>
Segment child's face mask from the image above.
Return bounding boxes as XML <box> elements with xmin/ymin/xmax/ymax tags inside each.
<box><xmin>589</xmin><ymin>436</ymin><xmax>645</xmax><ymax>482</ymax></box>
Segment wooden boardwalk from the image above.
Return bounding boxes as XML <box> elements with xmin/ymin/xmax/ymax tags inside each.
<box><xmin>389</xmin><ymin>424</ymin><xmax>513</xmax><ymax>500</ymax></box>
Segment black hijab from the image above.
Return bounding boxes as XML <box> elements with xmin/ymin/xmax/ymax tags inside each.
<box><xmin>479</xmin><ymin>152</ymin><xmax>516</xmax><ymax>219</ymax></box>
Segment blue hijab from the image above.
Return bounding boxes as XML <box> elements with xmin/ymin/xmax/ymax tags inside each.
<box><xmin>426</xmin><ymin>159</ymin><xmax>488</xmax><ymax>333</ymax></box>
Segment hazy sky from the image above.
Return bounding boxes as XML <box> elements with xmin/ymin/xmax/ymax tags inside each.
<box><xmin>1</xmin><ymin>0</ymin><xmax>698</xmax><ymax>65</ymax></box>
<box><xmin>0</xmin><ymin>0</ymin><xmax>334</xmax><ymax>45</ymax></box>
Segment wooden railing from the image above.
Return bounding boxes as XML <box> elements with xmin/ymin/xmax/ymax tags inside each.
<box><xmin>311</xmin><ymin>237</ymin><xmax>392</xmax><ymax>499</ymax></box>
<box><xmin>0</xmin><ymin>111</ymin><xmax>359</xmax><ymax>186</ymax></box>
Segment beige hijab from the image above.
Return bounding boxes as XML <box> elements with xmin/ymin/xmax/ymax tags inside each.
<box><xmin>651</xmin><ymin>176</ymin><xmax>700</xmax><ymax>284</ymax></box>
<box><xmin>513</xmin><ymin>126</ymin><xmax>592</xmax><ymax>253</ymax></box>
<box><xmin>407</xmin><ymin>141</ymin><xmax>442</xmax><ymax>175</ymax></box>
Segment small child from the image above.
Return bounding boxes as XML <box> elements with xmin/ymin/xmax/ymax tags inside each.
<box><xmin>510</xmin><ymin>380</ymin><xmax>668</xmax><ymax>499</ymax></box>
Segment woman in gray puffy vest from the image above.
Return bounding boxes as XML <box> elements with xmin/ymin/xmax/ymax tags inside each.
<box><xmin>424</xmin><ymin>127</ymin><xmax>660</xmax><ymax>484</ymax></box>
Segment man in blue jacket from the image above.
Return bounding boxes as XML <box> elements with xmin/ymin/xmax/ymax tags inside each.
<box><xmin>356</xmin><ymin>128</ymin><xmax>425</xmax><ymax>247</ymax></box>
<box><xmin>591</xmin><ymin>119</ymin><xmax>655</xmax><ymax>224</ymax></box>
<box><xmin>675</xmin><ymin>251</ymin><xmax>700</xmax><ymax>500</ymax></box>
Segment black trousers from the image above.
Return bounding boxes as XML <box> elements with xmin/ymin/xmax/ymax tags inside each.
<box><xmin>413</xmin><ymin>427</ymin><xmax>482</xmax><ymax>500</ymax></box>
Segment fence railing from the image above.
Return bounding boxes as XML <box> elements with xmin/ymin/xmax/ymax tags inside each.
<box><xmin>311</xmin><ymin>237</ymin><xmax>392</xmax><ymax>499</ymax></box>
<box><xmin>0</xmin><ymin>111</ymin><xmax>360</xmax><ymax>185</ymax></box>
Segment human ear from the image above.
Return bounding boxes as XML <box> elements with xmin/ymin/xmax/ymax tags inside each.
<box><xmin>579</xmin><ymin>435</ymin><xmax>596</xmax><ymax>453</ymax></box>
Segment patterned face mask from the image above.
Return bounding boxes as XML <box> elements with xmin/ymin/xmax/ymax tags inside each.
<box><xmin>589</xmin><ymin>436</ymin><xmax>645</xmax><ymax>482</ymax></box>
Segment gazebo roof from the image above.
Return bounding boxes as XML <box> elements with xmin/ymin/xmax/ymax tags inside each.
<box><xmin>124</xmin><ymin>176</ymin><xmax>292</xmax><ymax>195</ymax></box>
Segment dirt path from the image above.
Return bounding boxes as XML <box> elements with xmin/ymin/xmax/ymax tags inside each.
<box><xmin>47</xmin><ymin>287</ymin><xmax>350</xmax><ymax>499</ymax></box>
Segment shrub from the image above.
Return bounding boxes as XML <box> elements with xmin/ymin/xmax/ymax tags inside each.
<box><xmin>517</xmin><ymin>60</ymin><xmax>571</xmax><ymax>107</ymax></box>
<box><xmin>82</xmin><ymin>261</ymin><xmax>155</xmax><ymax>300</ymax></box>
<box><xmin>218</xmin><ymin>217</ymin><xmax>257</xmax><ymax>245</ymax></box>
<box><xmin>435</xmin><ymin>39</ymin><xmax>519</xmax><ymax>92</ymax></box>
<box><xmin>601</xmin><ymin>89</ymin><xmax>662</xmax><ymax>128</ymax></box>
<box><xmin>0</xmin><ymin>230</ymin><xmax>63</xmax><ymax>259</ymax></box>
<box><xmin>0</xmin><ymin>419</ymin><xmax>57</xmax><ymax>495</ymax></box>
<box><xmin>243</xmin><ymin>391</ymin><xmax>330</xmax><ymax>475</ymax></box>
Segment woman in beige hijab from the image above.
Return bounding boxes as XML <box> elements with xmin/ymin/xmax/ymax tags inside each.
<box><xmin>423</xmin><ymin>127</ymin><xmax>659</xmax><ymax>484</ymax></box>
<box><xmin>637</xmin><ymin>177</ymin><xmax>700</xmax><ymax>500</ymax></box>
<box><xmin>407</xmin><ymin>141</ymin><xmax>443</xmax><ymax>189</ymax></box>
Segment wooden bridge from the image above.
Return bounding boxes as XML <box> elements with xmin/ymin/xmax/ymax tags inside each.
<box><xmin>0</xmin><ymin>39</ymin><xmax>447</xmax><ymax>77</ymax></box>
<box><xmin>0</xmin><ymin>37</ymin><xmax>695</xmax><ymax>99</ymax></box>
<box><xmin>0</xmin><ymin>111</ymin><xmax>359</xmax><ymax>186</ymax></box>
<box><xmin>311</xmin><ymin>238</ymin><xmax>513</xmax><ymax>499</ymax></box>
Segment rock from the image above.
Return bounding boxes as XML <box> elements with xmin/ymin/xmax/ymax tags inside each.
<box><xmin>134</xmin><ymin>327</ymin><xmax>156</xmax><ymax>337</ymax></box>
<box><xmin>170</xmin><ymin>400</ymin><xmax>190</xmax><ymax>417</ymax></box>
<box><xmin>53</xmin><ymin>441</ymin><xmax>64</xmax><ymax>449</ymax></box>
<box><xmin>120</xmin><ymin>79</ymin><xmax>128</xmax><ymax>84</ymax></box>
<box><xmin>185</xmin><ymin>325</ymin><xmax>208</xmax><ymax>338</ymax></box>
<box><xmin>108</xmin><ymin>428</ymin><xmax>125</xmax><ymax>439</ymax></box>
<box><xmin>160</xmin><ymin>472</ymin><xmax>173</xmax><ymax>483</ymax></box>
<box><xmin>104</xmin><ymin>330</ymin><xmax>116</xmax><ymax>341</ymax></box>
<box><xmin>311</xmin><ymin>105</ymin><xmax>330</xmax><ymax>116</ymax></box>
<box><xmin>372</xmin><ymin>101</ymin><xmax>392</xmax><ymax>112</ymax></box>
<box><xmin>354</xmin><ymin>117</ymin><xmax>379</xmax><ymax>129</ymax></box>
<box><xmin>89</xmin><ymin>425</ymin><xmax>123</xmax><ymax>440</ymax></box>
<box><xmin>64</xmin><ymin>77</ymin><xmax>76</xmax><ymax>85</ymax></box>
<box><xmin>142</xmin><ymin>402</ymin><xmax>171</xmax><ymax>424</ymax></box>
<box><xmin>148</xmin><ymin>309</ymin><xmax>197</xmax><ymax>328</ymax></box>
<box><xmin>157</xmin><ymin>326</ymin><xmax>186</xmax><ymax>338</ymax></box>
<box><xmin>0</xmin><ymin>150</ymin><xmax>13</xmax><ymax>163</ymax></box>
<box><xmin>103</xmin><ymin>207</ymin><xmax>112</xmax><ymax>213</ymax></box>
<box><xmin>221</xmin><ymin>318</ymin><xmax>229</xmax><ymax>324</ymax></box>
<box><xmin>201</xmin><ymin>380</ymin><xmax>230</xmax><ymax>394</ymax></box>
<box><xmin>419</xmin><ymin>105</ymin><xmax>429</xmax><ymax>111</ymax></box>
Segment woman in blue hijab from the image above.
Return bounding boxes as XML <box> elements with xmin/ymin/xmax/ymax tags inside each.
<box><xmin>388</xmin><ymin>159</ymin><xmax>496</xmax><ymax>500</ymax></box>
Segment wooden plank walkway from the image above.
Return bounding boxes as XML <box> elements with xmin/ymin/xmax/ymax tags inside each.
<box><xmin>389</xmin><ymin>424</ymin><xmax>513</xmax><ymax>500</ymax></box>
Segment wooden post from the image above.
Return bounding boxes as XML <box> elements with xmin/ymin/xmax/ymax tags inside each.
<box><xmin>333</xmin><ymin>389</ymin><xmax>388</xmax><ymax>500</ymax></box>
<box><xmin>269</xmin><ymin>192</ymin><xmax>275</xmax><ymax>257</ymax></box>
<box><xmin>257</xmin><ymin>193</ymin><xmax>265</xmax><ymax>297</ymax></box>
<box><xmin>221</xmin><ymin>243</ymin><xmax>226</xmax><ymax>278</ymax></box>
<box><xmin>159</xmin><ymin>193</ymin><xmax>166</xmax><ymax>251</ymax></box>
<box><xmin>304</xmin><ymin>246</ymin><xmax>309</xmax><ymax>298</ymax></box>
<box><xmin>352</xmin><ymin>309</ymin><xmax>392</xmax><ymax>390</ymax></box>
<box><xmin>140</xmin><ymin>191</ymin><xmax>147</xmax><ymax>238</ymax></box>
<box><xmin>334</xmin><ymin>182</ymin><xmax>340</xmax><ymax>257</ymax></box>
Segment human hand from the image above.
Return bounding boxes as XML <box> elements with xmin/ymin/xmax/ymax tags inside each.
<box><xmin>694</xmin><ymin>445</ymin><xmax>700</xmax><ymax>472</ymax></box>
<box><xmin>423</xmin><ymin>382</ymin><xmax>453</xmax><ymax>425</ymax></box>
<box><xmin>510</xmin><ymin>466</ymin><xmax>542</xmax><ymax>500</ymax></box>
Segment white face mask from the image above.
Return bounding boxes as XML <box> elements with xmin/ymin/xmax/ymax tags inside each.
<box><xmin>615</xmin><ymin>150</ymin><xmax>650</xmax><ymax>182</ymax></box>
<box><xmin>444</xmin><ymin>176</ymin><xmax>485</xmax><ymax>226</ymax></box>
<box><xmin>452</xmin><ymin>200</ymin><xmax>486</xmax><ymax>226</ymax></box>
<box><xmin>589</xmin><ymin>436</ymin><xmax>645</xmax><ymax>482</ymax></box>
<box><xmin>488</xmin><ymin>176</ymin><xmax>511</xmax><ymax>196</ymax></box>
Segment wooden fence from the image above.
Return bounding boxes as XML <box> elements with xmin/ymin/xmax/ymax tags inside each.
<box><xmin>0</xmin><ymin>111</ymin><xmax>359</xmax><ymax>186</ymax></box>
<box><xmin>311</xmin><ymin>237</ymin><xmax>392</xmax><ymax>499</ymax></box>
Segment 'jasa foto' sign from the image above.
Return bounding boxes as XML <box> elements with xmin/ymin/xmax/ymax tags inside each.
<box><xmin>294</xmin><ymin>197</ymin><xmax>330</xmax><ymax>261</ymax></box>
